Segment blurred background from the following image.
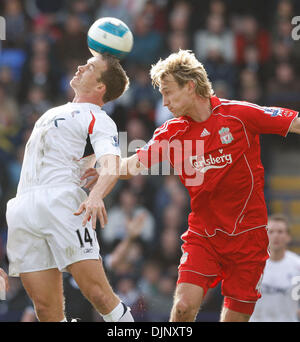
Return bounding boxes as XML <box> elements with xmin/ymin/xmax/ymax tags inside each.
<box><xmin>0</xmin><ymin>0</ymin><xmax>300</xmax><ymax>322</ymax></box>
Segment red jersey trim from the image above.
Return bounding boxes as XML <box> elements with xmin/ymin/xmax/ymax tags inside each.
<box><xmin>88</xmin><ymin>111</ymin><xmax>96</xmax><ymax>134</ymax></box>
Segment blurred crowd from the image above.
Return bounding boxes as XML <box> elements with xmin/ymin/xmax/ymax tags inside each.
<box><xmin>0</xmin><ymin>0</ymin><xmax>300</xmax><ymax>322</ymax></box>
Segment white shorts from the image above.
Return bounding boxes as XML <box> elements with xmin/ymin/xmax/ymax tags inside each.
<box><xmin>6</xmin><ymin>184</ymin><xmax>100</xmax><ymax>277</ymax></box>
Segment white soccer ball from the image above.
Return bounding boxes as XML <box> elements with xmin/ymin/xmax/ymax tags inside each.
<box><xmin>87</xmin><ymin>17</ymin><xmax>134</xmax><ymax>59</ymax></box>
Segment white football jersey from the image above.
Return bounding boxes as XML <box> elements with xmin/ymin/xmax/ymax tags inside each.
<box><xmin>17</xmin><ymin>102</ymin><xmax>120</xmax><ymax>194</ymax></box>
<box><xmin>250</xmin><ymin>250</ymin><xmax>300</xmax><ymax>322</ymax></box>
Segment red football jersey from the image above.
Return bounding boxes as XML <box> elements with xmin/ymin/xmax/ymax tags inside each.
<box><xmin>136</xmin><ymin>96</ymin><xmax>298</xmax><ymax>236</ymax></box>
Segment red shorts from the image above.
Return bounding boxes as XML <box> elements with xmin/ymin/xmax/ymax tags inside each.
<box><xmin>177</xmin><ymin>227</ymin><xmax>269</xmax><ymax>315</ymax></box>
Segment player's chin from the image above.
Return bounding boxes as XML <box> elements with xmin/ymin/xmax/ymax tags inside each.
<box><xmin>70</xmin><ymin>77</ymin><xmax>78</xmax><ymax>88</ymax></box>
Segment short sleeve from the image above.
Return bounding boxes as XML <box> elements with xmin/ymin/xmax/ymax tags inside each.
<box><xmin>89</xmin><ymin>111</ymin><xmax>121</xmax><ymax>161</ymax></box>
<box><xmin>136</xmin><ymin>125</ymin><xmax>170</xmax><ymax>168</ymax></box>
<box><xmin>235</xmin><ymin>103</ymin><xmax>298</xmax><ymax>136</ymax></box>
<box><xmin>136</xmin><ymin>118</ymin><xmax>190</xmax><ymax>168</ymax></box>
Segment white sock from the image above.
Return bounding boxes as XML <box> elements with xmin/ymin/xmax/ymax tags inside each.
<box><xmin>102</xmin><ymin>302</ymin><xmax>134</xmax><ymax>322</ymax></box>
<box><xmin>60</xmin><ymin>317</ymin><xmax>67</xmax><ymax>322</ymax></box>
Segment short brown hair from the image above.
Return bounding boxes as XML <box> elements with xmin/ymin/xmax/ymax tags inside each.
<box><xmin>268</xmin><ymin>213</ymin><xmax>290</xmax><ymax>234</ymax></box>
<box><xmin>98</xmin><ymin>53</ymin><xmax>129</xmax><ymax>103</ymax></box>
<box><xmin>150</xmin><ymin>49</ymin><xmax>213</xmax><ymax>98</ymax></box>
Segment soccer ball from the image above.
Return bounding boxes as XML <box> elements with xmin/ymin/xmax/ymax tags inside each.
<box><xmin>87</xmin><ymin>17</ymin><xmax>134</xmax><ymax>60</ymax></box>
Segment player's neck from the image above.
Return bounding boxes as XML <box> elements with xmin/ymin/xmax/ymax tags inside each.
<box><xmin>72</xmin><ymin>94</ymin><xmax>103</xmax><ymax>107</ymax></box>
<box><xmin>270</xmin><ymin>249</ymin><xmax>286</xmax><ymax>261</ymax></box>
<box><xmin>187</xmin><ymin>97</ymin><xmax>211</xmax><ymax>122</ymax></box>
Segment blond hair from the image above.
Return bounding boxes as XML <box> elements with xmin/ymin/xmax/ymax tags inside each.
<box><xmin>150</xmin><ymin>49</ymin><xmax>213</xmax><ymax>98</ymax></box>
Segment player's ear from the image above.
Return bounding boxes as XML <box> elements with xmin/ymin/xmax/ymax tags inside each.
<box><xmin>96</xmin><ymin>82</ymin><xmax>106</xmax><ymax>96</ymax></box>
<box><xmin>187</xmin><ymin>80</ymin><xmax>195</xmax><ymax>93</ymax></box>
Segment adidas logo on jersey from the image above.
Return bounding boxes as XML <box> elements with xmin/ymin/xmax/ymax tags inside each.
<box><xmin>200</xmin><ymin>128</ymin><xmax>210</xmax><ymax>137</ymax></box>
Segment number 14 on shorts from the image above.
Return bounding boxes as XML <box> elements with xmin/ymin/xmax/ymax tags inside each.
<box><xmin>76</xmin><ymin>227</ymin><xmax>95</xmax><ymax>248</ymax></box>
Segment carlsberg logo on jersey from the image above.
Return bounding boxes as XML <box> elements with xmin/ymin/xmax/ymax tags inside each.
<box><xmin>190</xmin><ymin>150</ymin><xmax>233</xmax><ymax>174</ymax></box>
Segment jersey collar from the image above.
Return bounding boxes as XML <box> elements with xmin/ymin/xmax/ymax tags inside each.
<box><xmin>210</xmin><ymin>96</ymin><xmax>222</xmax><ymax>112</ymax></box>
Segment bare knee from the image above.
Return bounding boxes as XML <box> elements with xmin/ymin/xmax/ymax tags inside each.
<box><xmin>170</xmin><ymin>283</ymin><xmax>204</xmax><ymax>322</ymax></box>
<box><xmin>33</xmin><ymin>295</ymin><xmax>64</xmax><ymax>322</ymax></box>
<box><xmin>171</xmin><ymin>297</ymin><xmax>199</xmax><ymax>322</ymax></box>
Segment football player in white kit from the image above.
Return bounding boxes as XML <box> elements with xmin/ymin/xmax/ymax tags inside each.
<box><xmin>250</xmin><ymin>214</ymin><xmax>300</xmax><ymax>322</ymax></box>
<box><xmin>5</xmin><ymin>53</ymin><xmax>134</xmax><ymax>322</ymax></box>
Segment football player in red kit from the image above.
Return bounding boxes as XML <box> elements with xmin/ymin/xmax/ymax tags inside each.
<box><xmin>81</xmin><ymin>50</ymin><xmax>300</xmax><ymax>322</ymax></box>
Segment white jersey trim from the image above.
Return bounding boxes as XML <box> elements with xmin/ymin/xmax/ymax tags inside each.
<box><xmin>188</xmin><ymin>225</ymin><xmax>267</xmax><ymax>238</ymax></box>
<box><xmin>178</xmin><ymin>270</ymin><xmax>218</xmax><ymax>277</ymax></box>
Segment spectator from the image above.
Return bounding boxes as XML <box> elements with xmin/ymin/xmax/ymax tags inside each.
<box><xmin>18</xmin><ymin>54</ymin><xmax>60</xmax><ymax>103</ymax></box>
<box><xmin>95</xmin><ymin>0</ymin><xmax>133</xmax><ymax>29</ymax></box>
<box><xmin>68</xmin><ymin>0</ymin><xmax>94</xmax><ymax>29</ymax></box>
<box><xmin>55</xmin><ymin>14</ymin><xmax>89</xmax><ymax>70</ymax></box>
<box><xmin>168</xmin><ymin>0</ymin><xmax>191</xmax><ymax>33</ymax></box>
<box><xmin>165</xmin><ymin>30</ymin><xmax>190</xmax><ymax>57</ymax></box>
<box><xmin>194</xmin><ymin>13</ymin><xmax>235</xmax><ymax>63</ymax></box>
<box><xmin>126</xmin><ymin>11</ymin><xmax>164</xmax><ymax>67</ymax></box>
<box><xmin>266</xmin><ymin>62</ymin><xmax>300</xmax><ymax>109</ymax></box>
<box><xmin>0</xmin><ymin>66</ymin><xmax>18</xmax><ymax>98</ymax></box>
<box><xmin>202</xmin><ymin>42</ymin><xmax>237</xmax><ymax>94</ymax></box>
<box><xmin>250</xmin><ymin>214</ymin><xmax>300</xmax><ymax>322</ymax></box>
<box><xmin>235</xmin><ymin>15</ymin><xmax>270</xmax><ymax>65</ymax></box>
<box><xmin>0</xmin><ymin>85</ymin><xmax>21</xmax><ymax>163</ymax></box>
<box><xmin>101</xmin><ymin>186</ymin><xmax>155</xmax><ymax>246</ymax></box>
<box><xmin>3</xmin><ymin>0</ymin><xmax>27</xmax><ymax>48</ymax></box>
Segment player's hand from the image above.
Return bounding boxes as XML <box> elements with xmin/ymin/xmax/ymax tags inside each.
<box><xmin>0</xmin><ymin>268</ymin><xmax>9</xmax><ymax>291</ymax></box>
<box><xmin>74</xmin><ymin>197</ymin><xmax>108</xmax><ymax>230</ymax></box>
<box><xmin>81</xmin><ymin>168</ymin><xmax>99</xmax><ymax>190</ymax></box>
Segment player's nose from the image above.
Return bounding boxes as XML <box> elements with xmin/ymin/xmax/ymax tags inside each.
<box><xmin>78</xmin><ymin>64</ymin><xmax>85</xmax><ymax>72</ymax></box>
<box><xmin>163</xmin><ymin>96</ymin><xmax>169</xmax><ymax>107</ymax></box>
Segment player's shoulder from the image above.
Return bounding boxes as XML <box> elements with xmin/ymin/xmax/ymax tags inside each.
<box><xmin>94</xmin><ymin>108</ymin><xmax>118</xmax><ymax>133</ymax></box>
<box><xmin>285</xmin><ymin>250</ymin><xmax>300</xmax><ymax>265</ymax></box>
<box><xmin>153</xmin><ymin>117</ymin><xmax>189</xmax><ymax>139</ymax></box>
<box><xmin>70</xmin><ymin>103</ymin><xmax>118</xmax><ymax>131</ymax></box>
<box><xmin>217</xmin><ymin>98</ymin><xmax>265</xmax><ymax>115</ymax></box>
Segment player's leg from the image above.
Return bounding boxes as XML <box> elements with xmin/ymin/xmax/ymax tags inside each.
<box><xmin>67</xmin><ymin>259</ymin><xmax>133</xmax><ymax>321</ymax></box>
<box><xmin>20</xmin><ymin>268</ymin><xmax>65</xmax><ymax>322</ymax></box>
<box><xmin>217</xmin><ymin>228</ymin><xmax>269</xmax><ymax>322</ymax></box>
<box><xmin>170</xmin><ymin>230</ymin><xmax>221</xmax><ymax>322</ymax></box>
<box><xmin>220</xmin><ymin>306</ymin><xmax>250</xmax><ymax>322</ymax></box>
<box><xmin>170</xmin><ymin>282</ymin><xmax>204</xmax><ymax>321</ymax></box>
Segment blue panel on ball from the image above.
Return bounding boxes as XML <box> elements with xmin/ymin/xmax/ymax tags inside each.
<box><xmin>87</xmin><ymin>36</ymin><xmax>128</xmax><ymax>59</ymax></box>
<box><xmin>98</xmin><ymin>21</ymin><xmax>128</xmax><ymax>37</ymax></box>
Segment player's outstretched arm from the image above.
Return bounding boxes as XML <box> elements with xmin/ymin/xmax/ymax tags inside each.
<box><xmin>81</xmin><ymin>153</ymin><xmax>146</xmax><ymax>183</ymax></box>
<box><xmin>289</xmin><ymin>117</ymin><xmax>300</xmax><ymax>134</ymax></box>
<box><xmin>74</xmin><ymin>154</ymin><xmax>120</xmax><ymax>229</ymax></box>
<box><xmin>119</xmin><ymin>154</ymin><xmax>146</xmax><ymax>180</ymax></box>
